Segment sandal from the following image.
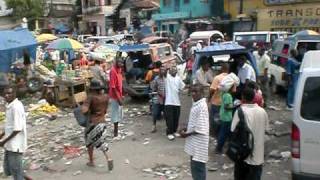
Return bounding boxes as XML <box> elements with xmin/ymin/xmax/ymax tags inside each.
<box><xmin>86</xmin><ymin>162</ymin><xmax>95</xmax><ymax>167</ymax></box>
<box><xmin>108</xmin><ymin>159</ymin><xmax>114</xmax><ymax>171</ymax></box>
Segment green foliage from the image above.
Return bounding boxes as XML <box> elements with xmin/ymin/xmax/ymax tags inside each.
<box><xmin>5</xmin><ymin>0</ymin><xmax>45</xmax><ymax>20</ymax></box>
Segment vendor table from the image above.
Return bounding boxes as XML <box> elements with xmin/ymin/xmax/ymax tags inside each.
<box><xmin>54</xmin><ymin>78</ymin><xmax>87</xmax><ymax>107</ymax></box>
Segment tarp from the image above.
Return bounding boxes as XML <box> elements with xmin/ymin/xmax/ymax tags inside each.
<box><xmin>193</xmin><ymin>42</ymin><xmax>259</xmax><ymax>76</ymax></box>
<box><xmin>0</xmin><ymin>28</ymin><xmax>37</xmax><ymax>72</ymax></box>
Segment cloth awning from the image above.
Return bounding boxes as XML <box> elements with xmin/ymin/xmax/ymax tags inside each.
<box><xmin>119</xmin><ymin>44</ymin><xmax>149</xmax><ymax>52</ymax></box>
<box><xmin>152</xmin><ymin>12</ymin><xmax>189</xmax><ymax>21</ymax></box>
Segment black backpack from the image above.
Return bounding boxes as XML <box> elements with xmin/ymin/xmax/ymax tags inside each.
<box><xmin>226</xmin><ymin>107</ymin><xmax>254</xmax><ymax>162</ymax></box>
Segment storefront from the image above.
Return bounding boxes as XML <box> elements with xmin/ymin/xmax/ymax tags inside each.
<box><xmin>258</xmin><ymin>3</ymin><xmax>320</xmax><ymax>33</ymax></box>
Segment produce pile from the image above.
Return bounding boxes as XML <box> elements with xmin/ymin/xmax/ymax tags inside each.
<box><xmin>0</xmin><ymin>112</ymin><xmax>4</xmax><ymax>122</ymax></box>
<box><xmin>29</xmin><ymin>103</ymin><xmax>59</xmax><ymax>117</ymax></box>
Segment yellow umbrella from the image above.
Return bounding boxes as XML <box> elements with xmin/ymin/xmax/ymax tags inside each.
<box><xmin>36</xmin><ymin>34</ymin><xmax>58</xmax><ymax>43</ymax></box>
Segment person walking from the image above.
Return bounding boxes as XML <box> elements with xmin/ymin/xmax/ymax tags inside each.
<box><xmin>109</xmin><ymin>58</ymin><xmax>124</xmax><ymax>139</ymax></box>
<box><xmin>165</xmin><ymin>66</ymin><xmax>185</xmax><ymax>140</ymax></box>
<box><xmin>209</xmin><ymin>63</ymin><xmax>229</xmax><ymax>136</ymax></box>
<box><xmin>151</xmin><ymin>66</ymin><xmax>166</xmax><ymax>133</ymax></box>
<box><xmin>253</xmin><ymin>47</ymin><xmax>270</xmax><ymax>106</ymax></box>
<box><xmin>81</xmin><ymin>80</ymin><xmax>113</xmax><ymax>170</ymax></box>
<box><xmin>0</xmin><ymin>86</ymin><xmax>32</xmax><ymax>180</ymax></box>
<box><xmin>285</xmin><ymin>49</ymin><xmax>301</xmax><ymax>110</ymax></box>
<box><xmin>232</xmin><ymin>88</ymin><xmax>269</xmax><ymax>180</ymax></box>
<box><xmin>180</xmin><ymin>84</ymin><xmax>209</xmax><ymax>180</ymax></box>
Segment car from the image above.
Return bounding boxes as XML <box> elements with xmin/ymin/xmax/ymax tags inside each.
<box><xmin>269</xmin><ymin>33</ymin><xmax>320</xmax><ymax>93</ymax></box>
<box><xmin>119</xmin><ymin>43</ymin><xmax>178</xmax><ymax>98</ymax></box>
<box><xmin>291</xmin><ymin>50</ymin><xmax>320</xmax><ymax>180</ymax></box>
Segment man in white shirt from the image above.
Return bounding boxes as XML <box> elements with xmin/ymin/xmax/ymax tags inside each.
<box><xmin>237</xmin><ymin>56</ymin><xmax>256</xmax><ymax>85</ymax></box>
<box><xmin>253</xmin><ymin>47</ymin><xmax>271</xmax><ymax>106</ymax></box>
<box><xmin>165</xmin><ymin>66</ymin><xmax>185</xmax><ymax>140</ymax></box>
<box><xmin>0</xmin><ymin>86</ymin><xmax>31</xmax><ymax>180</ymax></box>
<box><xmin>231</xmin><ymin>88</ymin><xmax>269</xmax><ymax>180</ymax></box>
<box><xmin>195</xmin><ymin>57</ymin><xmax>214</xmax><ymax>87</ymax></box>
<box><xmin>181</xmin><ymin>84</ymin><xmax>209</xmax><ymax>180</ymax></box>
<box><xmin>237</xmin><ymin>56</ymin><xmax>256</xmax><ymax>98</ymax></box>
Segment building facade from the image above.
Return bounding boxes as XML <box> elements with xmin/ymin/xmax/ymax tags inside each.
<box><xmin>152</xmin><ymin>0</ymin><xmax>214</xmax><ymax>34</ymax></box>
<box><xmin>0</xmin><ymin>0</ymin><xmax>17</xmax><ymax>30</ymax></box>
<box><xmin>224</xmin><ymin>0</ymin><xmax>320</xmax><ymax>33</ymax></box>
<box><xmin>80</xmin><ymin>0</ymin><xmax>120</xmax><ymax>35</ymax></box>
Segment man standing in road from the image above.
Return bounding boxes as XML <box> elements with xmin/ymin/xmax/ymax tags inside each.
<box><xmin>195</xmin><ymin>57</ymin><xmax>214</xmax><ymax>88</ymax></box>
<box><xmin>181</xmin><ymin>84</ymin><xmax>209</xmax><ymax>180</ymax></box>
<box><xmin>237</xmin><ymin>56</ymin><xmax>256</xmax><ymax>98</ymax></box>
<box><xmin>109</xmin><ymin>58</ymin><xmax>124</xmax><ymax>139</ymax></box>
<box><xmin>165</xmin><ymin>66</ymin><xmax>185</xmax><ymax>140</ymax></box>
<box><xmin>0</xmin><ymin>86</ymin><xmax>32</xmax><ymax>180</ymax></box>
<box><xmin>285</xmin><ymin>49</ymin><xmax>301</xmax><ymax>110</ymax></box>
<box><xmin>232</xmin><ymin>88</ymin><xmax>269</xmax><ymax>180</ymax></box>
<box><xmin>150</xmin><ymin>66</ymin><xmax>166</xmax><ymax>133</ymax></box>
<box><xmin>253</xmin><ymin>47</ymin><xmax>270</xmax><ymax>106</ymax></box>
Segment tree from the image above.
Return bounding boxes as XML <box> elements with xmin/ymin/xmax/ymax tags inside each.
<box><xmin>5</xmin><ymin>0</ymin><xmax>45</xmax><ymax>20</ymax></box>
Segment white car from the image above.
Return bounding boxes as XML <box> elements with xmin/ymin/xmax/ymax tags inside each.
<box><xmin>292</xmin><ymin>50</ymin><xmax>320</xmax><ymax>180</ymax></box>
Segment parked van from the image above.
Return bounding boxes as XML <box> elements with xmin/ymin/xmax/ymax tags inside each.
<box><xmin>233</xmin><ymin>31</ymin><xmax>291</xmax><ymax>50</ymax></box>
<box><xmin>189</xmin><ymin>30</ymin><xmax>224</xmax><ymax>46</ymax></box>
<box><xmin>292</xmin><ymin>50</ymin><xmax>320</xmax><ymax>180</ymax></box>
<box><xmin>269</xmin><ymin>35</ymin><xmax>320</xmax><ymax>92</ymax></box>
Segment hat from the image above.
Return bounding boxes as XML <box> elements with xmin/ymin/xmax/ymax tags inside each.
<box><xmin>89</xmin><ymin>79</ymin><xmax>102</xmax><ymax>90</ymax></box>
<box><xmin>198</xmin><ymin>40</ymin><xmax>203</xmax><ymax>43</ymax></box>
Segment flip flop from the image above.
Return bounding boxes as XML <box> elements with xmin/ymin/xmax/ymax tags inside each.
<box><xmin>86</xmin><ymin>162</ymin><xmax>95</xmax><ymax>167</ymax></box>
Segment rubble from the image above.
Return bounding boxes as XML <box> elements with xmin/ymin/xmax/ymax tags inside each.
<box><xmin>142</xmin><ymin>164</ymin><xmax>186</xmax><ymax>179</ymax></box>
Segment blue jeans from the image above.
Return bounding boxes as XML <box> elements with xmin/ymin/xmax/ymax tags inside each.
<box><xmin>287</xmin><ymin>79</ymin><xmax>298</xmax><ymax>108</ymax></box>
<box><xmin>190</xmin><ymin>158</ymin><xmax>206</xmax><ymax>180</ymax></box>
<box><xmin>216</xmin><ymin>121</ymin><xmax>231</xmax><ymax>152</ymax></box>
<box><xmin>152</xmin><ymin>103</ymin><xmax>165</xmax><ymax>125</ymax></box>
<box><xmin>210</xmin><ymin>105</ymin><xmax>220</xmax><ymax>136</ymax></box>
<box><xmin>3</xmin><ymin>151</ymin><xmax>24</xmax><ymax>180</ymax></box>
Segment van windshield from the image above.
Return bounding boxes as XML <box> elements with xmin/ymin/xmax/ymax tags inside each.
<box><xmin>235</xmin><ymin>34</ymin><xmax>267</xmax><ymax>43</ymax></box>
<box><xmin>301</xmin><ymin>77</ymin><xmax>320</xmax><ymax>121</ymax></box>
<box><xmin>157</xmin><ymin>46</ymin><xmax>171</xmax><ymax>59</ymax></box>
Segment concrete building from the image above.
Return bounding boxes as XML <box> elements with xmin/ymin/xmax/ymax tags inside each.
<box><xmin>0</xmin><ymin>0</ymin><xmax>18</xmax><ymax>30</ymax></box>
<box><xmin>80</xmin><ymin>0</ymin><xmax>121</xmax><ymax>36</ymax></box>
<box><xmin>152</xmin><ymin>0</ymin><xmax>217</xmax><ymax>34</ymax></box>
<box><xmin>224</xmin><ymin>0</ymin><xmax>320</xmax><ymax>33</ymax></box>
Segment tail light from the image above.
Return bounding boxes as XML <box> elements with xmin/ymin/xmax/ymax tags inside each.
<box><xmin>291</xmin><ymin>123</ymin><xmax>300</xmax><ymax>158</ymax></box>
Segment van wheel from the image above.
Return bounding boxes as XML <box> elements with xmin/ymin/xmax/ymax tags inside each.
<box><xmin>270</xmin><ymin>77</ymin><xmax>280</xmax><ymax>94</ymax></box>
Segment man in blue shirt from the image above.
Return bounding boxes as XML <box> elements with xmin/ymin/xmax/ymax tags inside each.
<box><xmin>286</xmin><ymin>49</ymin><xmax>301</xmax><ymax>110</ymax></box>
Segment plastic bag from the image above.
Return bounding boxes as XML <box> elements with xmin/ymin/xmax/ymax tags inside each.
<box><xmin>219</xmin><ymin>73</ymin><xmax>240</xmax><ymax>92</ymax></box>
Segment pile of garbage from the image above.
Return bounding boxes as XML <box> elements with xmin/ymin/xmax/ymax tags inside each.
<box><xmin>143</xmin><ymin>164</ymin><xmax>187</xmax><ymax>179</ymax></box>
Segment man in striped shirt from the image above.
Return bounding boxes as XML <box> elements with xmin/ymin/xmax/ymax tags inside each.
<box><xmin>180</xmin><ymin>84</ymin><xmax>209</xmax><ymax>180</ymax></box>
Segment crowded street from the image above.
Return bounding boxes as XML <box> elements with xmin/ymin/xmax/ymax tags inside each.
<box><xmin>1</xmin><ymin>0</ymin><xmax>320</xmax><ymax>180</ymax></box>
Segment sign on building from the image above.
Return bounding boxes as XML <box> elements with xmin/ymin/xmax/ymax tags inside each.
<box><xmin>258</xmin><ymin>4</ymin><xmax>320</xmax><ymax>32</ymax></box>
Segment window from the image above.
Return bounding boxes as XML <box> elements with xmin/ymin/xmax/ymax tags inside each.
<box><xmin>163</xmin><ymin>0</ymin><xmax>171</xmax><ymax>6</ymax></box>
<box><xmin>270</xmin><ymin>34</ymin><xmax>278</xmax><ymax>44</ymax></box>
<box><xmin>301</xmin><ymin>77</ymin><xmax>320</xmax><ymax>121</ymax></box>
<box><xmin>184</xmin><ymin>0</ymin><xmax>189</xmax><ymax>3</ymax></box>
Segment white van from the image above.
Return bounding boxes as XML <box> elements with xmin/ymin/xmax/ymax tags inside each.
<box><xmin>292</xmin><ymin>50</ymin><xmax>320</xmax><ymax>180</ymax></box>
<box><xmin>189</xmin><ymin>30</ymin><xmax>224</xmax><ymax>46</ymax></box>
<box><xmin>233</xmin><ymin>31</ymin><xmax>291</xmax><ymax>49</ymax></box>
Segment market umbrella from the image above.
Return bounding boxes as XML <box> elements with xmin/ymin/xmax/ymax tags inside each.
<box><xmin>294</xmin><ymin>30</ymin><xmax>320</xmax><ymax>36</ymax></box>
<box><xmin>46</xmin><ymin>38</ymin><xmax>83</xmax><ymax>50</ymax></box>
<box><xmin>36</xmin><ymin>33</ymin><xmax>58</xmax><ymax>43</ymax></box>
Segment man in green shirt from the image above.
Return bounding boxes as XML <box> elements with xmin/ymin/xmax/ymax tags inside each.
<box><xmin>216</xmin><ymin>86</ymin><xmax>234</xmax><ymax>154</ymax></box>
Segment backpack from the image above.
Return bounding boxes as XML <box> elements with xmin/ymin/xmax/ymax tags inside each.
<box><xmin>226</xmin><ymin>107</ymin><xmax>254</xmax><ymax>162</ymax></box>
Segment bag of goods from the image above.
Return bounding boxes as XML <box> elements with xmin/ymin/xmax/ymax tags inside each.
<box><xmin>219</xmin><ymin>73</ymin><xmax>240</xmax><ymax>92</ymax></box>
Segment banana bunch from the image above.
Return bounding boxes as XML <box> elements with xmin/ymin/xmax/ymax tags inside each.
<box><xmin>0</xmin><ymin>112</ymin><xmax>5</xmax><ymax>122</ymax></box>
<box><xmin>30</xmin><ymin>103</ymin><xmax>59</xmax><ymax>117</ymax></box>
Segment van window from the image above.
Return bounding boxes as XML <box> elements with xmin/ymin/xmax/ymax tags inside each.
<box><xmin>157</xmin><ymin>46</ymin><xmax>171</xmax><ymax>59</ymax></box>
<box><xmin>301</xmin><ymin>77</ymin><xmax>320</xmax><ymax>121</ymax></box>
<box><xmin>270</xmin><ymin>34</ymin><xmax>278</xmax><ymax>44</ymax></box>
<box><xmin>235</xmin><ymin>34</ymin><xmax>267</xmax><ymax>42</ymax></box>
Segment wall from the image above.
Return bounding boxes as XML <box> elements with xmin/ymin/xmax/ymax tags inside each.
<box><xmin>224</xmin><ymin>0</ymin><xmax>266</xmax><ymax>19</ymax></box>
<box><xmin>160</xmin><ymin>0</ymin><xmax>211</xmax><ymax>18</ymax></box>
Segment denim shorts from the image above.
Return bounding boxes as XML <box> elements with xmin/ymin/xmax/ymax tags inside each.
<box><xmin>3</xmin><ymin>150</ymin><xmax>24</xmax><ymax>180</ymax></box>
<box><xmin>110</xmin><ymin>98</ymin><xmax>123</xmax><ymax>123</ymax></box>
